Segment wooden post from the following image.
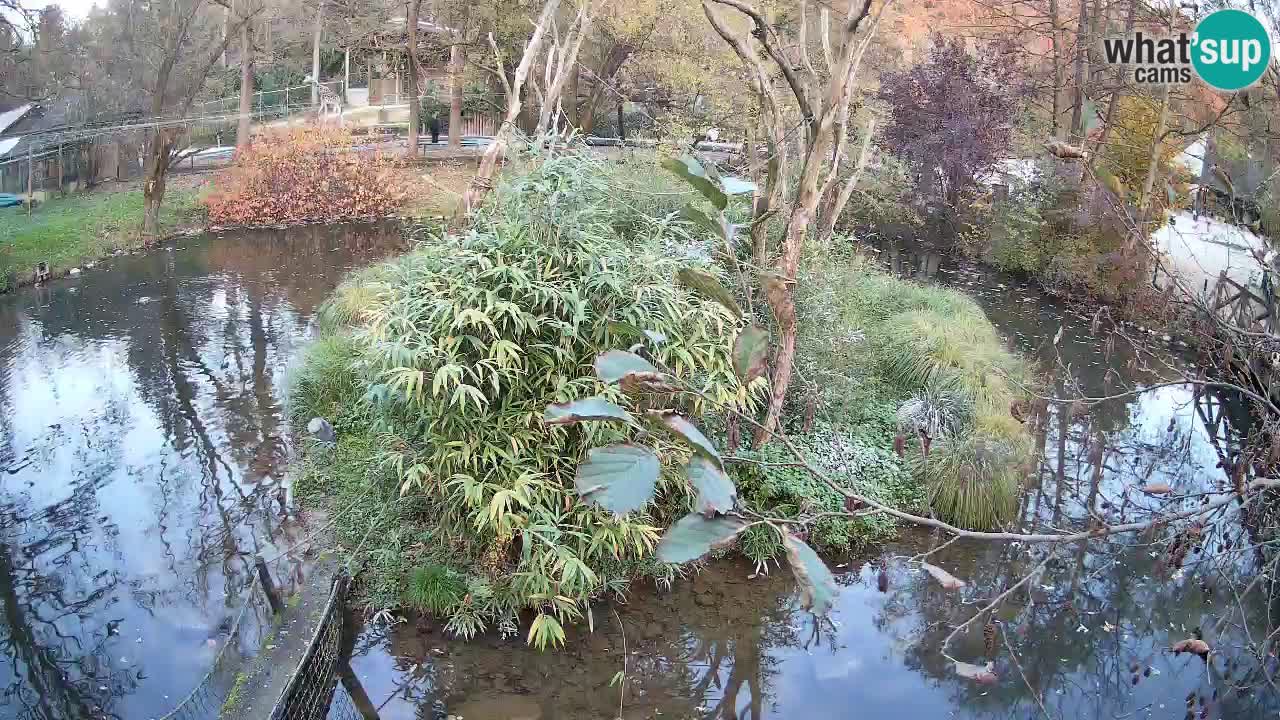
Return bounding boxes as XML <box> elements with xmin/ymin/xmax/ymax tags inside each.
<box><xmin>255</xmin><ymin>555</ymin><xmax>285</xmax><ymax>614</ymax></box>
<box><xmin>57</xmin><ymin>144</ymin><xmax>64</xmax><ymax>197</ymax></box>
<box><xmin>26</xmin><ymin>144</ymin><xmax>33</xmax><ymax>215</ymax></box>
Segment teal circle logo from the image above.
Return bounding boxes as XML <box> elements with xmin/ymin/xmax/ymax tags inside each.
<box><xmin>1192</xmin><ymin>9</ymin><xmax>1271</xmax><ymax>91</ymax></box>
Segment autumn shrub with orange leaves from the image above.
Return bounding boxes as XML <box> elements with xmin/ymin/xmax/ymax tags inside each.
<box><xmin>204</xmin><ymin>126</ymin><xmax>409</xmax><ymax>226</ymax></box>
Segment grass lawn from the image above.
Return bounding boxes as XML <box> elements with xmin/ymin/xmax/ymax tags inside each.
<box><xmin>0</xmin><ymin>180</ymin><xmax>206</xmax><ymax>291</ymax></box>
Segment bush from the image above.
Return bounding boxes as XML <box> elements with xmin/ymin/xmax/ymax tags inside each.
<box><xmin>293</xmin><ymin>151</ymin><xmax>745</xmax><ymax>644</ymax></box>
<box><xmin>911</xmin><ymin>434</ymin><xmax>1022</xmax><ymax>530</ymax></box>
<box><xmin>203</xmin><ymin>126</ymin><xmax>409</xmax><ymax>225</ymax></box>
<box><xmin>793</xmin><ymin>247</ymin><xmax>1034</xmax><ymax>529</ymax></box>
<box><xmin>1096</xmin><ymin>95</ymin><xmax>1183</xmax><ymax>196</ymax></box>
<box><xmin>732</xmin><ymin>422</ymin><xmax>924</xmax><ymax>566</ymax></box>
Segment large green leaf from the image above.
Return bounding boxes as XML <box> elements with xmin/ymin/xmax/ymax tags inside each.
<box><xmin>650</xmin><ymin>410</ymin><xmax>721</xmax><ymax>466</ymax></box>
<box><xmin>655</xmin><ymin>513</ymin><xmax>747</xmax><ymax>563</ymax></box>
<box><xmin>544</xmin><ymin>397</ymin><xmax>636</xmax><ymax>426</ymax></box>
<box><xmin>595</xmin><ymin>350</ymin><xmax>661</xmax><ymax>384</ymax></box>
<box><xmin>784</xmin><ymin>534</ymin><xmax>837</xmax><ymax>614</ymax></box>
<box><xmin>687</xmin><ymin>455</ymin><xmax>736</xmax><ymax>515</ymax></box>
<box><xmin>732</xmin><ymin>325</ymin><xmax>769</xmax><ymax>383</ymax></box>
<box><xmin>676</xmin><ymin>267</ymin><xmax>742</xmax><ymax>319</ymax></box>
<box><xmin>720</xmin><ymin>176</ymin><xmax>758</xmax><ymax>196</ymax></box>
<box><xmin>574</xmin><ymin>443</ymin><xmax>660</xmax><ymax>515</ymax></box>
<box><xmin>661</xmin><ymin>155</ymin><xmax>727</xmax><ymax>210</ymax></box>
<box><xmin>681</xmin><ymin>205</ymin><xmax>726</xmax><ymax>241</ymax></box>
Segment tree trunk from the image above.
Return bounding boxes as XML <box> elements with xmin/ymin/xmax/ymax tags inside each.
<box><xmin>311</xmin><ymin>0</ymin><xmax>324</xmax><ymax>105</ymax></box>
<box><xmin>578</xmin><ymin>42</ymin><xmax>635</xmax><ymax>137</ymax></box>
<box><xmin>237</xmin><ymin>8</ymin><xmax>254</xmax><ymax>151</ymax></box>
<box><xmin>222</xmin><ymin>4</ymin><xmax>231</xmax><ymax>67</ymax></box>
<box><xmin>1049</xmin><ymin>0</ymin><xmax>1063</xmax><ymax>138</ymax></box>
<box><xmin>1138</xmin><ymin>82</ymin><xmax>1171</xmax><ymax>220</ymax></box>
<box><xmin>1084</xmin><ymin>0</ymin><xmax>1135</xmax><ymax>176</ymax></box>
<box><xmin>343</xmin><ymin>47</ymin><xmax>350</xmax><ymax>102</ymax></box>
<box><xmin>1068</xmin><ymin>0</ymin><xmax>1089</xmax><ymax>142</ymax></box>
<box><xmin>406</xmin><ymin>0</ymin><xmax>420</xmax><ymax>157</ymax></box>
<box><xmin>616</xmin><ymin>97</ymin><xmax>625</xmax><ymax>141</ymax></box>
<box><xmin>142</xmin><ymin>130</ymin><xmax>173</xmax><ymax>239</ymax></box>
<box><xmin>564</xmin><ymin>63</ymin><xmax>580</xmax><ymax>127</ymax></box>
<box><xmin>536</xmin><ymin>2</ymin><xmax>595</xmax><ymax>137</ymax></box>
<box><xmin>463</xmin><ymin>0</ymin><xmax>560</xmax><ymax>211</ymax></box>
<box><xmin>448</xmin><ymin>43</ymin><xmax>464</xmax><ymax>148</ymax></box>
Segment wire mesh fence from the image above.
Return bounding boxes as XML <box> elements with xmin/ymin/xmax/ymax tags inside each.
<box><xmin>155</xmin><ymin>577</ymin><xmax>273</xmax><ymax>720</ymax></box>
<box><xmin>269</xmin><ymin>573</ymin><xmax>351</xmax><ymax>720</ymax></box>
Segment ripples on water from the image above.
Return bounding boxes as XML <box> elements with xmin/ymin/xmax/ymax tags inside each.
<box><xmin>0</xmin><ymin>224</ymin><xmax>403</xmax><ymax>720</ymax></box>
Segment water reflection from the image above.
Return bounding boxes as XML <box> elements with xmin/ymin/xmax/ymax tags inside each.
<box><xmin>0</xmin><ymin>223</ymin><xmax>404</xmax><ymax>720</ymax></box>
<box><xmin>341</xmin><ymin>236</ymin><xmax>1279</xmax><ymax>719</ymax></box>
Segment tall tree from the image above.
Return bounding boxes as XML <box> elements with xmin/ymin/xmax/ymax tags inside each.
<box><xmin>236</xmin><ymin>0</ymin><xmax>255</xmax><ymax>150</ymax></box>
<box><xmin>702</xmin><ymin>0</ymin><xmax>885</xmax><ymax>443</ymax></box>
<box><xmin>462</xmin><ymin>0</ymin><xmax>561</xmax><ymax>211</ymax></box>
<box><xmin>131</xmin><ymin>0</ymin><xmax>256</xmax><ymax>236</ymax></box>
<box><xmin>406</xmin><ymin>0</ymin><xmax>421</xmax><ymax>156</ymax></box>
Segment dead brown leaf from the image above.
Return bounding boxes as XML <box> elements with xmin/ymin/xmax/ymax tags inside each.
<box><xmin>922</xmin><ymin>562</ymin><xmax>966</xmax><ymax>590</ymax></box>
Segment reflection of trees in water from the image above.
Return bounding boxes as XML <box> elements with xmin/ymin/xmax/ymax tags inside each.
<box><xmin>0</xmin><ymin>472</ymin><xmax>132</xmax><ymax>719</ymax></box>
<box><xmin>359</xmin><ymin>565</ymin><xmax>808</xmax><ymax>720</ymax></box>
<box><xmin>0</xmin><ymin>223</ymin><xmax>404</xmax><ymax>718</ymax></box>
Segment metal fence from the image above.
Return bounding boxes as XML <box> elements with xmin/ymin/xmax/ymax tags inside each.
<box><xmin>155</xmin><ymin>576</ymin><xmax>273</xmax><ymax>720</ymax></box>
<box><xmin>269</xmin><ymin>574</ymin><xmax>351</xmax><ymax>720</ymax></box>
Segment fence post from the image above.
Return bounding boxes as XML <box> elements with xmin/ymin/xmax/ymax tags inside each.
<box><xmin>255</xmin><ymin>554</ymin><xmax>285</xmax><ymax>615</ymax></box>
<box><xmin>57</xmin><ymin>144</ymin><xmax>64</xmax><ymax>196</ymax></box>
<box><xmin>26</xmin><ymin>144</ymin><xmax>32</xmax><ymax>215</ymax></box>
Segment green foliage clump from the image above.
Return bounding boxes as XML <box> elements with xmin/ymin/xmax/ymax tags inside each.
<box><xmin>988</xmin><ymin>180</ymin><xmax>1056</xmax><ymax>274</ymax></box>
<box><xmin>292</xmin><ymin>151</ymin><xmax>744</xmax><ymax>646</ymax></box>
<box><xmin>1097</xmin><ymin>95</ymin><xmax>1183</xmax><ymax>195</ymax></box>
<box><xmin>911</xmin><ymin>435</ymin><xmax>1022</xmax><ymax>530</ymax></box>
<box><xmin>405</xmin><ymin>564</ymin><xmax>467</xmax><ymax>615</ymax></box>
<box><xmin>793</xmin><ymin>247</ymin><xmax>1033</xmax><ymax>529</ymax></box>
<box><xmin>286</xmin><ymin>335</ymin><xmax>366</xmax><ymax>430</ymax></box>
<box><xmin>732</xmin><ymin>422</ymin><xmax>925</xmax><ymax>566</ymax></box>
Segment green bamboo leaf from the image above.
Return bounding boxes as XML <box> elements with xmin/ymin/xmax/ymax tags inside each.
<box><xmin>544</xmin><ymin>397</ymin><xmax>636</xmax><ymax>426</ymax></box>
<box><xmin>720</xmin><ymin>176</ymin><xmax>757</xmax><ymax>196</ymax></box>
<box><xmin>655</xmin><ymin>513</ymin><xmax>747</xmax><ymax>563</ymax></box>
<box><xmin>732</xmin><ymin>324</ymin><xmax>769</xmax><ymax>383</ymax></box>
<box><xmin>574</xmin><ymin>443</ymin><xmax>660</xmax><ymax>515</ymax></box>
<box><xmin>681</xmin><ymin>205</ymin><xmax>726</xmax><ymax>240</ymax></box>
<box><xmin>594</xmin><ymin>350</ymin><xmax>661</xmax><ymax>384</ymax></box>
<box><xmin>661</xmin><ymin>155</ymin><xmax>727</xmax><ymax>210</ymax></box>
<box><xmin>687</xmin><ymin>455</ymin><xmax>736</xmax><ymax>515</ymax></box>
<box><xmin>675</xmin><ymin>267</ymin><xmax>742</xmax><ymax>319</ymax></box>
<box><xmin>784</xmin><ymin>534</ymin><xmax>837</xmax><ymax>614</ymax></box>
<box><xmin>649</xmin><ymin>410</ymin><xmax>721</xmax><ymax>466</ymax></box>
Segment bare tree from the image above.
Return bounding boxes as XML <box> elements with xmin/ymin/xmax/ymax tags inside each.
<box><xmin>701</xmin><ymin>0</ymin><xmax>884</xmax><ymax>444</ymax></box>
<box><xmin>406</xmin><ymin>0</ymin><xmax>421</xmax><ymax>156</ymax></box>
<box><xmin>136</xmin><ymin>0</ymin><xmax>258</xmax><ymax>236</ymax></box>
<box><xmin>462</xmin><ymin>0</ymin><xmax>596</xmax><ymax>212</ymax></box>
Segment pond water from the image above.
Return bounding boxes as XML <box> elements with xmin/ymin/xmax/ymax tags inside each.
<box><xmin>2</xmin><ymin>227</ymin><xmax>1276</xmax><ymax>720</ymax></box>
<box><xmin>337</xmin><ymin>239</ymin><xmax>1280</xmax><ymax>720</ymax></box>
<box><xmin>0</xmin><ymin>223</ymin><xmax>404</xmax><ymax>720</ymax></box>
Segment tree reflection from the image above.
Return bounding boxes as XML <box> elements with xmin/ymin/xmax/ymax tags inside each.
<box><xmin>0</xmin><ymin>223</ymin><xmax>404</xmax><ymax>719</ymax></box>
